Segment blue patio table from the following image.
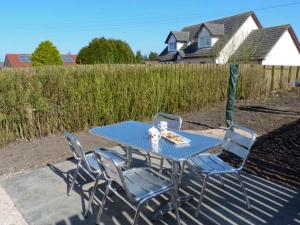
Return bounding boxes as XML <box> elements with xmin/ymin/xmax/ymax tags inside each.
<box><xmin>90</xmin><ymin>120</ymin><xmax>222</xmax><ymax>224</ymax></box>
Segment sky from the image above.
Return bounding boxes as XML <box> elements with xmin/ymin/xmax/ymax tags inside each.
<box><xmin>0</xmin><ymin>0</ymin><xmax>300</xmax><ymax>61</ymax></box>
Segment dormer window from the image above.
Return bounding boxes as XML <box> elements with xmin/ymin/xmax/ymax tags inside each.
<box><xmin>199</xmin><ymin>37</ymin><xmax>211</xmax><ymax>48</ymax></box>
<box><xmin>168</xmin><ymin>42</ymin><xmax>176</xmax><ymax>52</ymax></box>
<box><xmin>197</xmin><ymin>23</ymin><xmax>224</xmax><ymax>49</ymax></box>
<box><xmin>165</xmin><ymin>31</ymin><xmax>189</xmax><ymax>52</ymax></box>
<box><xmin>198</xmin><ymin>27</ymin><xmax>211</xmax><ymax>48</ymax></box>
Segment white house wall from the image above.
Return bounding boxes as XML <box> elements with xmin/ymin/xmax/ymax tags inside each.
<box><xmin>211</xmin><ymin>37</ymin><xmax>219</xmax><ymax>46</ymax></box>
<box><xmin>216</xmin><ymin>16</ymin><xmax>259</xmax><ymax>64</ymax></box>
<box><xmin>262</xmin><ymin>30</ymin><xmax>300</xmax><ymax>66</ymax></box>
<box><xmin>177</xmin><ymin>42</ymin><xmax>184</xmax><ymax>50</ymax></box>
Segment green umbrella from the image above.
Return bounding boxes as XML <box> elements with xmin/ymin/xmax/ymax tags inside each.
<box><xmin>226</xmin><ymin>64</ymin><xmax>239</xmax><ymax>128</ymax></box>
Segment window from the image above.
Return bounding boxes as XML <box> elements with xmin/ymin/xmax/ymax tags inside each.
<box><xmin>168</xmin><ymin>42</ymin><xmax>176</xmax><ymax>52</ymax></box>
<box><xmin>18</xmin><ymin>55</ymin><xmax>31</xmax><ymax>62</ymax></box>
<box><xmin>199</xmin><ymin>36</ymin><xmax>211</xmax><ymax>48</ymax></box>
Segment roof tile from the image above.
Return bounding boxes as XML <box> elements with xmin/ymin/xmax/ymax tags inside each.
<box><xmin>231</xmin><ymin>25</ymin><xmax>290</xmax><ymax>61</ymax></box>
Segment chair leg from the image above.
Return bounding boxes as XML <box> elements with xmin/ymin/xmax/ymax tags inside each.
<box><xmin>68</xmin><ymin>162</ymin><xmax>81</xmax><ymax>196</ymax></box>
<box><xmin>173</xmin><ymin>190</ymin><xmax>181</xmax><ymax>225</ymax></box>
<box><xmin>236</xmin><ymin>172</ymin><xmax>251</xmax><ymax>210</ymax></box>
<box><xmin>96</xmin><ymin>180</ymin><xmax>112</xmax><ymax>225</ymax></box>
<box><xmin>219</xmin><ymin>174</ymin><xmax>225</xmax><ymax>188</ymax></box>
<box><xmin>84</xmin><ymin>173</ymin><xmax>102</xmax><ymax>217</ymax></box>
<box><xmin>159</xmin><ymin>158</ymin><xmax>164</xmax><ymax>174</ymax></box>
<box><xmin>195</xmin><ymin>175</ymin><xmax>209</xmax><ymax>217</ymax></box>
<box><xmin>146</xmin><ymin>153</ymin><xmax>152</xmax><ymax>166</ymax></box>
<box><xmin>132</xmin><ymin>199</ymin><xmax>148</xmax><ymax>225</ymax></box>
<box><xmin>178</xmin><ymin>161</ymin><xmax>186</xmax><ymax>184</ymax></box>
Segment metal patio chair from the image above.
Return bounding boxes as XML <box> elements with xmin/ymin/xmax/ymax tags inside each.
<box><xmin>89</xmin><ymin>148</ymin><xmax>180</xmax><ymax>225</ymax></box>
<box><xmin>187</xmin><ymin>124</ymin><xmax>256</xmax><ymax>217</ymax></box>
<box><xmin>64</xmin><ymin>131</ymin><xmax>126</xmax><ymax>196</ymax></box>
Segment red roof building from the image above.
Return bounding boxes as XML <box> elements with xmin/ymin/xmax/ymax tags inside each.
<box><xmin>4</xmin><ymin>54</ymin><xmax>77</xmax><ymax>68</ymax></box>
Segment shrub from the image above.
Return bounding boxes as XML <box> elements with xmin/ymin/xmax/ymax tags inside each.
<box><xmin>148</xmin><ymin>52</ymin><xmax>158</xmax><ymax>61</ymax></box>
<box><xmin>76</xmin><ymin>37</ymin><xmax>136</xmax><ymax>64</ymax></box>
<box><xmin>31</xmin><ymin>41</ymin><xmax>63</xmax><ymax>66</ymax></box>
<box><xmin>135</xmin><ymin>50</ymin><xmax>144</xmax><ymax>64</ymax></box>
<box><xmin>0</xmin><ymin>64</ymin><xmax>270</xmax><ymax>146</ymax></box>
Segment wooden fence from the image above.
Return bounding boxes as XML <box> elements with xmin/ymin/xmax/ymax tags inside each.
<box><xmin>262</xmin><ymin>65</ymin><xmax>300</xmax><ymax>91</ymax></box>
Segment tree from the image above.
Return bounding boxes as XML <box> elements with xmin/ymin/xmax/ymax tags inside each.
<box><xmin>143</xmin><ymin>54</ymin><xmax>148</xmax><ymax>61</ymax></box>
<box><xmin>31</xmin><ymin>41</ymin><xmax>63</xmax><ymax>66</ymax></box>
<box><xmin>135</xmin><ymin>50</ymin><xmax>144</xmax><ymax>63</ymax></box>
<box><xmin>148</xmin><ymin>51</ymin><xmax>158</xmax><ymax>61</ymax></box>
<box><xmin>76</xmin><ymin>37</ymin><xmax>136</xmax><ymax>64</ymax></box>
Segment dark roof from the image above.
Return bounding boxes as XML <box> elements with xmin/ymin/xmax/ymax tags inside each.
<box><xmin>159</xmin><ymin>11</ymin><xmax>262</xmax><ymax>61</ymax></box>
<box><xmin>182</xmin><ymin>24</ymin><xmax>203</xmax><ymax>41</ymax></box>
<box><xmin>231</xmin><ymin>25</ymin><xmax>294</xmax><ymax>61</ymax></box>
<box><xmin>202</xmin><ymin>23</ymin><xmax>225</xmax><ymax>36</ymax></box>
<box><xmin>186</xmin><ymin>12</ymin><xmax>260</xmax><ymax>59</ymax></box>
<box><xmin>182</xmin><ymin>11</ymin><xmax>260</xmax><ymax>40</ymax></box>
<box><xmin>4</xmin><ymin>54</ymin><xmax>77</xmax><ymax>67</ymax></box>
<box><xmin>165</xmin><ymin>31</ymin><xmax>190</xmax><ymax>43</ymax></box>
<box><xmin>158</xmin><ymin>47</ymin><xmax>177</xmax><ymax>61</ymax></box>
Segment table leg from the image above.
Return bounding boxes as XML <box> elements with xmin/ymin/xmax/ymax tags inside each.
<box><xmin>152</xmin><ymin>161</ymin><xmax>193</xmax><ymax>223</ymax></box>
<box><xmin>126</xmin><ymin>147</ymin><xmax>132</xmax><ymax>168</ymax></box>
<box><xmin>119</xmin><ymin>145</ymin><xmax>132</xmax><ymax>168</ymax></box>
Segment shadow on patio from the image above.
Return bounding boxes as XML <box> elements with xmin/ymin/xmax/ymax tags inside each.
<box><xmin>1</xmin><ymin>156</ymin><xmax>299</xmax><ymax>225</ymax></box>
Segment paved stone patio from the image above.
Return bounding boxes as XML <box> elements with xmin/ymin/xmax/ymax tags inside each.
<box><xmin>1</xmin><ymin>148</ymin><xmax>299</xmax><ymax>225</ymax></box>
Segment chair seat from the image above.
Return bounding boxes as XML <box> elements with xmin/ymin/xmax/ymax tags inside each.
<box><xmin>123</xmin><ymin>168</ymin><xmax>171</xmax><ymax>201</ymax></box>
<box><xmin>188</xmin><ymin>153</ymin><xmax>236</xmax><ymax>174</ymax></box>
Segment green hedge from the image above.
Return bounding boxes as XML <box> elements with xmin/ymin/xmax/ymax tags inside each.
<box><xmin>0</xmin><ymin>64</ymin><xmax>267</xmax><ymax>146</ymax></box>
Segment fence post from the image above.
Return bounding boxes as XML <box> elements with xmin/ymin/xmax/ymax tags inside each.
<box><xmin>288</xmin><ymin>66</ymin><xmax>292</xmax><ymax>84</ymax></box>
<box><xmin>271</xmin><ymin>66</ymin><xmax>275</xmax><ymax>91</ymax></box>
<box><xmin>280</xmin><ymin>66</ymin><xmax>284</xmax><ymax>89</ymax></box>
<box><xmin>262</xmin><ymin>65</ymin><xmax>268</xmax><ymax>94</ymax></box>
<box><xmin>296</xmin><ymin>66</ymin><xmax>300</xmax><ymax>81</ymax></box>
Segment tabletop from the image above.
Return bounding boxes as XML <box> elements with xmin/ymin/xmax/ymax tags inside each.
<box><xmin>90</xmin><ymin>121</ymin><xmax>222</xmax><ymax>162</ymax></box>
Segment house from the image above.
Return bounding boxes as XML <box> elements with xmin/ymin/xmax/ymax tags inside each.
<box><xmin>145</xmin><ymin>60</ymin><xmax>160</xmax><ymax>65</ymax></box>
<box><xmin>3</xmin><ymin>54</ymin><xmax>77</xmax><ymax>68</ymax></box>
<box><xmin>158</xmin><ymin>11</ymin><xmax>300</xmax><ymax>66</ymax></box>
<box><xmin>0</xmin><ymin>62</ymin><xmax>4</xmax><ymax>69</ymax></box>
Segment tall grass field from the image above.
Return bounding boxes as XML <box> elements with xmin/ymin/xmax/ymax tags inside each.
<box><xmin>0</xmin><ymin>64</ymin><xmax>276</xmax><ymax>146</ymax></box>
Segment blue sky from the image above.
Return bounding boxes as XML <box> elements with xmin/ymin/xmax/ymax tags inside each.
<box><xmin>0</xmin><ymin>0</ymin><xmax>300</xmax><ymax>61</ymax></box>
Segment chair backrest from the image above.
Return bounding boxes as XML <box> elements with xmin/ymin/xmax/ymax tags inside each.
<box><xmin>221</xmin><ymin>124</ymin><xmax>256</xmax><ymax>167</ymax></box>
<box><xmin>95</xmin><ymin>148</ymin><xmax>134</xmax><ymax>200</ymax></box>
<box><xmin>153</xmin><ymin>112</ymin><xmax>182</xmax><ymax>130</ymax></box>
<box><xmin>64</xmin><ymin>131</ymin><xmax>94</xmax><ymax>172</ymax></box>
